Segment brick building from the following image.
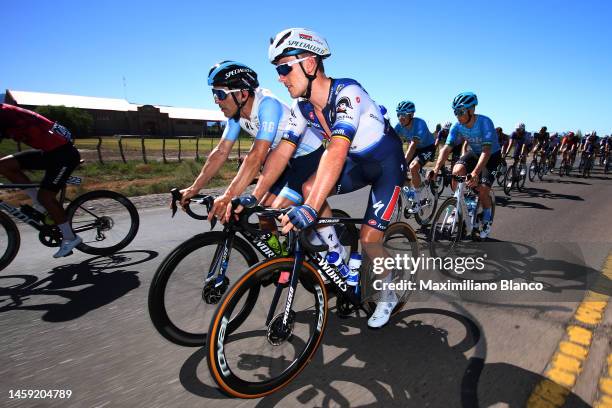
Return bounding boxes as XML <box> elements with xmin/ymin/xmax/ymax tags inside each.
<box><xmin>3</xmin><ymin>89</ymin><xmax>225</xmax><ymax>137</ymax></box>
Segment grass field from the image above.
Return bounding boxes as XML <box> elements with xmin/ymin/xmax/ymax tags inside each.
<box><xmin>0</xmin><ymin>157</ymin><xmax>241</xmax><ymax>204</ymax></box>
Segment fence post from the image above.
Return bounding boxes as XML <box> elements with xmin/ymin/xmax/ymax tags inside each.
<box><xmin>195</xmin><ymin>136</ymin><xmax>200</xmax><ymax>161</ymax></box>
<box><xmin>118</xmin><ymin>135</ymin><xmax>127</xmax><ymax>164</ymax></box>
<box><xmin>96</xmin><ymin>136</ymin><xmax>104</xmax><ymax>164</ymax></box>
<box><xmin>178</xmin><ymin>137</ymin><xmax>182</xmax><ymax>162</ymax></box>
<box><xmin>141</xmin><ymin>136</ymin><xmax>147</xmax><ymax>164</ymax></box>
<box><xmin>162</xmin><ymin>136</ymin><xmax>167</xmax><ymax>163</ymax></box>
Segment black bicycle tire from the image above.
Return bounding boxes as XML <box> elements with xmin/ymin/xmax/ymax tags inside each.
<box><xmin>148</xmin><ymin>232</ymin><xmax>259</xmax><ymax>347</ymax></box>
<box><xmin>414</xmin><ymin>181</ymin><xmax>438</xmax><ymax>226</ymax></box>
<box><xmin>518</xmin><ymin>164</ymin><xmax>527</xmax><ymax>191</ymax></box>
<box><xmin>503</xmin><ymin>166</ymin><xmax>514</xmax><ymax>195</ymax></box>
<box><xmin>429</xmin><ymin>197</ymin><xmax>463</xmax><ymax>258</ymax></box>
<box><xmin>207</xmin><ymin>258</ymin><xmax>328</xmax><ymax>398</ymax></box>
<box><xmin>0</xmin><ymin>212</ymin><xmax>20</xmax><ymax>272</ymax></box>
<box><xmin>66</xmin><ymin>190</ymin><xmax>140</xmax><ymax>255</ymax></box>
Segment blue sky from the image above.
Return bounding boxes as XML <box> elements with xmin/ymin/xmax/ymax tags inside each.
<box><xmin>3</xmin><ymin>0</ymin><xmax>611</xmax><ymax>135</ymax></box>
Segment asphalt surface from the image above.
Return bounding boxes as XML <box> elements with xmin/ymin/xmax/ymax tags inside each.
<box><xmin>1</xmin><ymin>163</ymin><xmax>611</xmax><ymax>407</ymax></box>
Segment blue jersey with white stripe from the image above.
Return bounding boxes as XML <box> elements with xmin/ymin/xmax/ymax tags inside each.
<box><xmin>282</xmin><ymin>78</ymin><xmax>401</xmax><ymax>161</ymax></box>
<box><xmin>394</xmin><ymin>117</ymin><xmax>435</xmax><ymax>147</ymax></box>
<box><xmin>221</xmin><ymin>88</ymin><xmax>321</xmax><ymax>158</ymax></box>
<box><xmin>447</xmin><ymin>114</ymin><xmax>500</xmax><ymax>155</ymax></box>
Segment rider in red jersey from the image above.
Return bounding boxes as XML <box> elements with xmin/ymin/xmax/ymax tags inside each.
<box><xmin>0</xmin><ymin>103</ymin><xmax>82</xmax><ymax>257</ymax></box>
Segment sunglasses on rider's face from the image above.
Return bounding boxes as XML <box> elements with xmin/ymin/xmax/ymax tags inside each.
<box><xmin>454</xmin><ymin>107</ymin><xmax>468</xmax><ymax>117</ymax></box>
<box><xmin>212</xmin><ymin>88</ymin><xmax>242</xmax><ymax>101</ymax></box>
<box><xmin>275</xmin><ymin>56</ymin><xmax>313</xmax><ymax>76</ymax></box>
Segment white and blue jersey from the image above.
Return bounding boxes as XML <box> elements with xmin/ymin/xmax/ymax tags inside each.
<box><xmin>447</xmin><ymin>114</ymin><xmax>501</xmax><ymax>155</ymax></box>
<box><xmin>283</xmin><ymin>78</ymin><xmax>400</xmax><ymax>161</ymax></box>
<box><xmin>394</xmin><ymin>117</ymin><xmax>435</xmax><ymax>148</ymax></box>
<box><xmin>281</xmin><ymin>78</ymin><xmax>406</xmax><ymax>231</ymax></box>
<box><xmin>221</xmin><ymin>88</ymin><xmax>321</xmax><ymax>158</ymax></box>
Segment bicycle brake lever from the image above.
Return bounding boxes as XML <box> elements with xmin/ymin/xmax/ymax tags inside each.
<box><xmin>170</xmin><ymin>188</ymin><xmax>181</xmax><ymax>217</ymax></box>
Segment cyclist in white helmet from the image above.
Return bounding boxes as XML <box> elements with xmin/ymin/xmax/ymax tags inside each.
<box><xmin>267</xmin><ymin>27</ymin><xmax>408</xmax><ymax>328</ymax></box>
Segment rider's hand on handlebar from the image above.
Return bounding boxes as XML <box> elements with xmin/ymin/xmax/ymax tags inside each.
<box><xmin>281</xmin><ymin>204</ymin><xmax>318</xmax><ymax>234</ymax></box>
<box><xmin>179</xmin><ymin>187</ymin><xmax>198</xmax><ymax>209</ymax></box>
<box><xmin>224</xmin><ymin>194</ymin><xmax>258</xmax><ymax>223</ymax></box>
<box><xmin>427</xmin><ymin>168</ymin><xmax>437</xmax><ymax>181</ymax></box>
<box><xmin>211</xmin><ymin>193</ymin><xmax>232</xmax><ymax>223</ymax></box>
<box><xmin>467</xmin><ymin>172</ymin><xmax>479</xmax><ymax>188</ymax></box>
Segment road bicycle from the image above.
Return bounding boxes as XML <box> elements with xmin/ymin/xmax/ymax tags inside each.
<box><xmin>205</xmin><ymin>204</ymin><xmax>419</xmax><ymax>398</ymax></box>
<box><xmin>429</xmin><ymin>174</ymin><xmax>496</xmax><ymax>257</ymax></box>
<box><xmin>581</xmin><ymin>152</ymin><xmax>594</xmax><ymax>178</ymax></box>
<box><xmin>528</xmin><ymin>152</ymin><xmax>548</xmax><ymax>182</ymax></box>
<box><xmin>0</xmin><ymin>177</ymin><xmax>139</xmax><ymax>271</ymax></box>
<box><xmin>503</xmin><ymin>157</ymin><xmax>527</xmax><ymax>195</ymax></box>
<box><xmin>147</xmin><ymin>189</ymin><xmax>358</xmax><ymax>347</ymax></box>
<box><xmin>495</xmin><ymin>157</ymin><xmax>508</xmax><ymax>187</ymax></box>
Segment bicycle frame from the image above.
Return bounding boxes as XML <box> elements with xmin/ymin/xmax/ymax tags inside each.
<box><xmin>265</xmin><ymin>217</ymin><xmax>365</xmax><ymax>329</ymax></box>
<box><xmin>452</xmin><ymin>180</ymin><xmax>477</xmax><ymax>236</ymax></box>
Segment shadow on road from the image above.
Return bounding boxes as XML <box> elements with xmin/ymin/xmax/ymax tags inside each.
<box><xmin>495</xmin><ymin>196</ymin><xmax>553</xmax><ymax>210</ymax></box>
<box><xmin>0</xmin><ymin>250</ymin><xmax>157</xmax><ymax>321</ymax></box>
<box><xmin>178</xmin><ymin>307</ymin><xmax>589</xmax><ymax>407</ymax></box>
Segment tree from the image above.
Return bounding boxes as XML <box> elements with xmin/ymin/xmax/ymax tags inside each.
<box><xmin>35</xmin><ymin>105</ymin><xmax>93</xmax><ymax>137</ymax></box>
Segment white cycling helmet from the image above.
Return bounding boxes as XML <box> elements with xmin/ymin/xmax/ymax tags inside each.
<box><xmin>443</xmin><ymin>121</ymin><xmax>452</xmax><ymax>130</ymax></box>
<box><xmin>268</xmin><ymin>28</ymin><xmax>331</xmax><ymax>64</ymax></box>
<box><xmin>516</xmin><ymin>122</ymin><xmax>526</xmax><ymax>130</ymax></box>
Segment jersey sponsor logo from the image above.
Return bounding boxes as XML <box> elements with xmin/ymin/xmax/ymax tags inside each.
<box><xmin>373</xmin><ymin>200</ymin><xmax>384</xmax><ymax>217</ymax></box>
<box><xmin>356</xmin><ymin>96</ymin><xmax>360</xmax><ymax>103</ymax></box>
<box><xmin>290</xmin><ymin>108</ymin><xmax>297</xmax><ymax>118</ymax></box>
<box><xmin>309</xmin><ymin>111</ymin><xmax>315</xmax><ymax>121</ymax></box>
<box><xmin>336</xmin><ymin>97</ymin><xmax>353</xmax><ymax>114</ymax></box>
<box><xmin>368</xmin><ymin>219</ymin><xmax>378</xmax><ymax>226</ymax></box>
<box><xmin>51</xmin><ymin>123</ymin><xmax>72</xmax><ymax>141</ymax></box>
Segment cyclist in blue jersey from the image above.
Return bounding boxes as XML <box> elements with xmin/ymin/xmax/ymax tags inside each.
<box><xmin>393</xmin><ymin>100</ymin><xmax>435</xmax><ymax>213</ymax></box>
<box><xmin>267</xmin><ymin>27</ymin><xmax>407</xmax><ymax>328</ymax></box>
<box><xmin>429</xmin><ymin>92</ymin><xmax>501</xmax><ymax>239</ymax></box>
<box><xmin>180</xmin><ymin>61</ymin><xmax>324</xmax><ymax>223</ymax></box>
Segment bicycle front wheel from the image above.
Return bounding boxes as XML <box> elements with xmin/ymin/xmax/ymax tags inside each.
<box><xmin>0</xmin><ymin>211</ymin><xmax>20</xmax><ymax>272</ymax></box>
<box><xmin>414</xmin><ymin>181</ymin><xmax>438</xmax><ymax>226</ymax></box>
<box><xmin>148</xmin><ymin>232</ymin><xmax>259</xmax><ymax>347</ymax></box>
<box><xmin>429</xmin><ymin>197</ymin><xmax>463</xmax><ymax>258</ymax></box>
<box><xmin>66</xmin><ymin>190</ymin><xmax>139</xmax><ymax>255</ymax></box>
<box><xmin>207</xmin><ymin>258</ymin><xmax>328</xmax><ymax>398</ymax></box>
<box><xmin>528</xmin><ymin>160</ymin><xmax>537</xmax><ymax>182</ymax></box>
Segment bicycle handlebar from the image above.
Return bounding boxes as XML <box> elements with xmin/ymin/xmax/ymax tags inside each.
<box><xmin>170</xmin><ymin>188</ymin><xmax>216</xmax><ymax>228</ymax></box>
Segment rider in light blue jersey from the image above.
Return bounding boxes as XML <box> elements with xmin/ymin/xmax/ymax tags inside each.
<box><xmin>265</xmin><ymin>27</ymin><xmax>407</xmax><ymax>328</ymax></box>
<box><xmin>394</xmin><ymin>100</ymin><xmax>435</xmax><ymax>213</ymax></box>
<box><xmin>429</xmin><ymin>92</ymin><xmax>500</xmax><ymax>239</ymax></box>
<box><xmin>180</xmin><ymin>61</ymin><xmax>324</xmax><ymax>222</ymax></box>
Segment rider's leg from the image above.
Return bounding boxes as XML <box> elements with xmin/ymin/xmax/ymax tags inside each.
<box><xmin>301</xmin><ymin>177</ymin><xmax>344</xmax><ymax>258</ymax></box>
<box><xmin>0</xmin><ymin>155</ymin><xmax>43</xmax><ymax>209</ymax></box>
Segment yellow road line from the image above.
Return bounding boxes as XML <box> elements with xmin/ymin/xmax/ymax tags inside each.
<box><xmin>527</xmin><ymin>250</ymin><xmax>612</xmax><ymax>408</ymax></box>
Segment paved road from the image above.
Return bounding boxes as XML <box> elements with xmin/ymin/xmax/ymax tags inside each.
<box><xmin>1</xmin><ymin>165</ymin><xmax>610</xmax><ymax>407</ymax></box>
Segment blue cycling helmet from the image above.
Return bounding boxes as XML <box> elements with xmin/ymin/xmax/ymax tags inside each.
<box><xmin>207</xmin><ymin>60</ymin><xmax>259</xmax><ymax>89</ymax></box>
<box><xmin>396</xmin><ymin>100</ymin><xmax>415</xmax><ymax>115</ymax></box>
<box><xmin>452</xmin><ymin>92</ymin><xmax>478</xmax><ymax>110</ymax></box>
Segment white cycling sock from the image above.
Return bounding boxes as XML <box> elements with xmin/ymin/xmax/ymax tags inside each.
<box><xmin>59</xmin><ymin>222</ymin><xmax>76</xmax><ymax>241</ymax></box>
<box><xmin>24</xmin><ymin>188</ymin><xmax>44</xmax><ymax>211</ymax></box>
<box><xmin>317</xmin><ymin>226</ymin><xmax>346</xmax><ymax>259</ymax></box>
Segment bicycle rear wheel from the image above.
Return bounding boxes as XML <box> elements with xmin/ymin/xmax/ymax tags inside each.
<box><xmin>0</xmin><ymin>212</ymin><xmax>20</xmax><ymax>272</ymax></box>
<box><xmin>496</xmin><ymin>161</ymin><xmax>507</xmax><ymax>187</ymax></box>
<box><xmin>66</xmin><ymin>190</ymin><xmax>139</xmax><ymax>255</ymax></box>
<box><xmin>148</xmin><ymin>232</ymin><xmax>259</xmax><ymax>347</ymax></box>
<box><xmin>207</xmin><ymin>258</ymin><xmax>328</xmax><ymax>398</ymax></box>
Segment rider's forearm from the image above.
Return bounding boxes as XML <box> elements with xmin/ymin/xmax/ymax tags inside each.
<box><xmin>224</xmin><ymin>145</ymin><xmax>269</xmax><ymax>198</ymax></box>
<box><xmin>473</xmin><ymin>149</ymin><xmax>491</xmax><ymax>175</ymax></box>
<box><xmin>190</xmin><ymin>146</ymin><xmax>230</xmax><ymax>191</ymax></box>
<box><xmin>304</xmin><ymin>140</ymin><xmax>350</xmax><ymax>212</ymax></box>
<box><xmin>252</xmin><ymin>142</ymin><xmax>295</xmax><ymax>201</ymax></box>
<box><xmin>404</xmin><ymin>142</ymin><xmax>417</xmax><ymax>164</ymax></box>
<box><xmin>434</xmin><ymin>145</ymin><xmax>451</xmax><ymax>172</ymax></box>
